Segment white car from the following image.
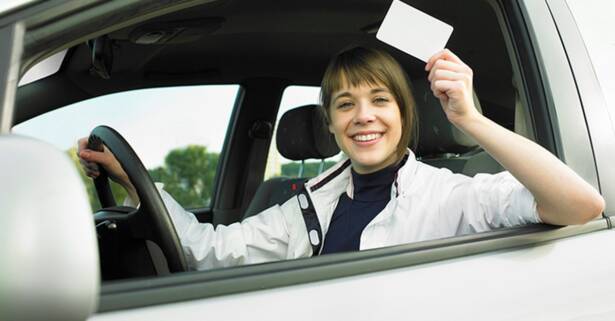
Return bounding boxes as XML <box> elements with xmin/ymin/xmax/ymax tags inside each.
<box><xmin>1</xmin><ymin>0</ymin><xmax>614</xmax><ymax>320</ymax></box>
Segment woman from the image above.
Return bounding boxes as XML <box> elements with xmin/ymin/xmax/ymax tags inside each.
<box><xmin>78</xmin><ymin>47</ymin><xmax>604</xmax><ymax>270</ymax></box>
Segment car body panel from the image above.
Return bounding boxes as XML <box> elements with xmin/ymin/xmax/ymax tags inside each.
<box><xmin>518</xmin><ymin>0</ymin><xmax>599</xmax><ymax>190</ymax></box>
<box><xmin>0</xmin><ymin>0</ymin><xmax>613</xmax><ymax>320</ymax></box>
<box><xmin>546</xmin><ymin>0</ymin><xmax>615</xmax><ymax>216</ymax></box>
<box><xmin>91</xmin><ymin>228</ymin><xmax>615</xmax><ymax>321</ymax></box>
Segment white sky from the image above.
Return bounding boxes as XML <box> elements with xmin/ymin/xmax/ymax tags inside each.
<box><xmin>13</xmin><ymin>85</ymin><xmax>320</xmax><ymax>168</ymax></box>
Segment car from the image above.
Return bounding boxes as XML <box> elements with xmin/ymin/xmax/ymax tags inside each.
<box><xmin>1</xmin><ymin>0</ymin><xmax>615</xmax><ymax>320</ymax></box>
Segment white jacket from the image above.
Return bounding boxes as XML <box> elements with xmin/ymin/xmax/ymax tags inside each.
<box><xmin>162</xmin><ymin>150</ymin><xmax>541</xmax><ymax>270</ymax></box>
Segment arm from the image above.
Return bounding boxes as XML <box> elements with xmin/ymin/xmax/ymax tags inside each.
<box><xmin>425</xmin><ymin>49</ymin><xmax>605</xmax><ymax>225</ymax></box>
<box><xmin>77</xmin><ymin>137</ymin><xmax>297</xmax><ymax>268</ymax></box>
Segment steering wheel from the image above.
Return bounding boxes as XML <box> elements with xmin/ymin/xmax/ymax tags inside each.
<box><xmin>89</xmin><ymin>125</ymin><xmax>187</xmax><ymax>273</ymax></box>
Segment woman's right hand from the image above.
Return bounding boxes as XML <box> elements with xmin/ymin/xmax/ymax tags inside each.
<box><xmin>77</xmin><ymin>137</ymin><xmax>137</xmax><ymax>196</ymax></box>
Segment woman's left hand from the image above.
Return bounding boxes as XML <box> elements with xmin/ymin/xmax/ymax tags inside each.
<box><xmin>425</xmin><ymin>49</ymin><xmax>480</xmax><ymax>126</ymax></box>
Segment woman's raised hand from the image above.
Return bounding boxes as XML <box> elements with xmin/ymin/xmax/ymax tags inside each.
<box><xmin>425</xmin><ymin>49</ymin><xmax>480</xmax><ymax>127</ymax></box>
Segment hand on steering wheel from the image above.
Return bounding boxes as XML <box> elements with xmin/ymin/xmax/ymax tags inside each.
<box><xmin>78</xmin><ymin>125</ymin><xmax>187</xmax><ymax>273</ymax></box>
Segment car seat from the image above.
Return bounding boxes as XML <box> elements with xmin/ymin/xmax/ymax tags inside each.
<box><xmin>242</xmin><ymin>104</ymin><xmax>339</xmax><ymax>220</ymax></box>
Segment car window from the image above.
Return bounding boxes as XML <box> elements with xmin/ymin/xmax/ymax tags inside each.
<box><xmin>566</xmin><ymin>0</ymin><xmax>615</xmax><ymax>127</ymax></box>
<box><xmin>13</xmin><ymin>85</ymin><xmax>239</xmax><ymax>211</ymax></box>
<box><xmin>264</xmin><ymin>86</ymin><xmax>341</xmax><ymax>180</ymax></box>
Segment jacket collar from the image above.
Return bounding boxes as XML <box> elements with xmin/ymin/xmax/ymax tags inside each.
<box><xmin>305</xmin><ymin>148</ymin><xmax>419</xmax><ymax>200</ymax></box>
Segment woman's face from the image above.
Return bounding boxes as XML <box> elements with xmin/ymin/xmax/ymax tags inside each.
<box><xmin>328</xmin><ymin>82</ymin><xmax>402</xmax><ymax>174</ymax></box>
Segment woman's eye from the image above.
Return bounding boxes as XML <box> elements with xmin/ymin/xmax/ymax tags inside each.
<box><xmin>337</xmin><ymin>101</ymin><xmax>353</xmax><ymax>109</ymax></box>
<box><xmin>373</xmin><ymin>96</ymin><xmax>389</xmax><ymax>104</ymax></box>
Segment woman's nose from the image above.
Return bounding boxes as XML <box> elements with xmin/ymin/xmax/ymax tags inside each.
<box><xmin>353</xmin><ymin>102</ymin><xmax>376</xmax><ymax>124</ymax></box>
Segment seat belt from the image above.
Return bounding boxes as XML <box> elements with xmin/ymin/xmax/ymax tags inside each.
<box><xmin>297</xmin><ymin>187</ymin><xmax>323</xmax><ymax>256</ymax></box>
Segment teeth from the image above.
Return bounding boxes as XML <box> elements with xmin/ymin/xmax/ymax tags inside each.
<box><xmin>354</xmin><ymin>133</ymin><xmax>382</xmax><ymax>142</ymax></box>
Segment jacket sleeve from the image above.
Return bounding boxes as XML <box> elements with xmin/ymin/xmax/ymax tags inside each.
<box><xmin>440</xmin><ymin>171</ymin><xmax>542</xmax><ymax>235</ymax></box>
<box><xmin>159</xmin><ymin>188</ymin><xmax>310</xmax><ymax>270</ymax></box>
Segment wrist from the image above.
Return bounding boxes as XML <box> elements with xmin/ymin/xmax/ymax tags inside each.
<box><xmin>450</xmin><ymin>110</ymin><xmax>484</xmax><ymax>132</ymax></box>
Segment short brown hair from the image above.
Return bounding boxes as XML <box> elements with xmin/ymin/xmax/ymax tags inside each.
<box><xmin>320</xmin><ymin>46</ymin><xmax>417</xmax><ymax>162</ymax></box>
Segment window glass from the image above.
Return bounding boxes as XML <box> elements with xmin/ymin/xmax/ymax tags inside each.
<box><xmin>566</xmin><ymin>0</ymin><xmax>615</xmax><ymax>125</ymax></box>
<box><xmin>264</xmin><ymin>86</ymin><xmax>341</xmax><ymax>180</ymax></box>
<box><xmin>13</xmin><ymin>85</ymin><xmax>239</xmax><ymax>210</ymax></box>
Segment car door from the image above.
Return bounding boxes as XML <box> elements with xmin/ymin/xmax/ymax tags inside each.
<box><xmin>91</xmin><ymin>1</ymin><xmax>615</xmax><ymax>321</ymax></box>
<box><xmin>2</xmin><ymin>1</ymin><xmax>615</xmax><ymax>321</ymax></box>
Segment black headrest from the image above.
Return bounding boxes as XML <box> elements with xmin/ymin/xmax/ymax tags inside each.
<box><xmin>276</xmin><ymin>104</ymin><xmax>340</xmax><ymax>160</ymax></box>
<box><xmin>413</xmin><ymin>78</ymin><xmax>480</xmax><ymax>156</ymax></box>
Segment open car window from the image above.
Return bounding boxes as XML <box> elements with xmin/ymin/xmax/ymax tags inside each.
<box><xmin>13</xmin><ymin>85</ymin><xmax>239</xmax><ymax>210</ymax></box>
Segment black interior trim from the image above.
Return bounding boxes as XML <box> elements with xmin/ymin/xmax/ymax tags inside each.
<box><xmin>20</xmin><ymin>0</ymin><xmax>221</xmax><ymax>72</ymax></box>
<box><xmin>98</xmin><ymin>219</ymin><xmax>608</xmax><ymax>312</ymax></box>
<box><xmin>213</xmin><ymin>78</ymin><xmax>288</xmax><ymax>225</ymax></box>
<box><xmin>210</xmin><ymin>85</ymin><xmax>244</xmax><ymax>218</ymax></box>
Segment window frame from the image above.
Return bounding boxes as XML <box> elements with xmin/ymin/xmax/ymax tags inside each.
<box><xmin>545</xmin><ymin>0</ymin><xmax>615</xmax><ymax>217</ymax></box>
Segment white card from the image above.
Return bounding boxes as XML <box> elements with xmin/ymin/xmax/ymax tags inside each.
<box><xmin>376</xmin><ymin>0</ymin><xmax>453</xmax><ymax>62</ymax></box>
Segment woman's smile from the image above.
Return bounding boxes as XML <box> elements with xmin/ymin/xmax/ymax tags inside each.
<box><xmin>350</xmin><ymin>131</ymin><xmax>385</xmax><ymax>147</ymax></box>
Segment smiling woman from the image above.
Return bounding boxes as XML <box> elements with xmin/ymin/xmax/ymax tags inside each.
<box><xmin>75</xmin><ymin>45</ymin><xmax>603</xmax><ymax>270</ymax></box>
<box><xmin>321</xmin><ymin>47</ymin><xmax>413</xmax><ymax>173</ymax></box>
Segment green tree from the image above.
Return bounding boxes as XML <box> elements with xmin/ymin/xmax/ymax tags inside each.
<box><xmin>69</xmin><ymin>145</ymin><xmax>220</xmax><ymax>211</ymax></box>
<box><xmin>149</xmin><ymin>145</ymin><xmax>219</xmax><ymax>208</ymax></box>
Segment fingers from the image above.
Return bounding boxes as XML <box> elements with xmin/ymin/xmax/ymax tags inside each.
<box><xmin>427</xmin><ymin>59</ymin><xmax>470</xmax><ymax>82</ymax></box>
<box><xmin>426</xmin><ymin>49</ymin><xmax>473</xmax><ymax>103</ymax></box>
<box><xmin>79</xmin><ymin>158</ymin><xmax>100</xmax><ymax>178</ymax></box>
<box><xmin>425</xmin><ymin>48</ymin><xmax>465</xmax><ymax>71</ymax></box>
<box><xmin>79</xmin><ymin>147</ymin><xmax>107</xmax><ymax>165</ymax></box>
<box><xmin>79</xmin><ymin>157</ymin><xmax>99</xmax><ymax>171</ymax></box>
<box><xmin>77</xmin><ymin>136</ymin><xmax>107</xmax><ymax>178</ymax></box>
<box><xmin>432</xmin><ymin>79</ymin><xmax>465</xmax><ymax>94</ymax></box>
<box><xmin>429</xmin><ymin>70</ymin><xmax>471</xmax><ymax>93</ymax></box>
<box><xmin>77</xmin><ymin>137</ymin><xmax>88</xmax><ymax>153</ymax></box>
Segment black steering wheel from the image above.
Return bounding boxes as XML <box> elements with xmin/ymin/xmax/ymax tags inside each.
<box><xmin>89</xmin><ymin>125</ymin><xmax>187</xmax><ymax>274</ymax></box>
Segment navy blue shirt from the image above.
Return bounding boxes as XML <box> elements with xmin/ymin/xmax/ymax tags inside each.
<box><xmin>321</xmin><ymin>163</ymin><xmax>399</xmax><ymax>254</ymax></box>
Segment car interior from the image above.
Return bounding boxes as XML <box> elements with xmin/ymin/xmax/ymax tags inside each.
<box><xmin>12</xmin><ymin>0</ymin><xmax>544</xmax><ymax>280</ymax></box>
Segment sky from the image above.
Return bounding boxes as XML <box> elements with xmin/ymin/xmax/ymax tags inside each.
<box><xmin>13</xmin><ymin>84</ymin><xmax>321</xmax><ymax>169</ymax></box>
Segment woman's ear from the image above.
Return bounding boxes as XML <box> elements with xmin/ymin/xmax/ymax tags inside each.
<box><xmin>328</xmin><ymin>124</ymin><xmax>335</xmax><ymax>134</ymax></box>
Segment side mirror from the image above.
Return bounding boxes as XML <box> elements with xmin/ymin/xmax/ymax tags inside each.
<box><xmin>0</xmin><ymin>136</ymin><xmax>99</xmax><ymax>321</ymax></box>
